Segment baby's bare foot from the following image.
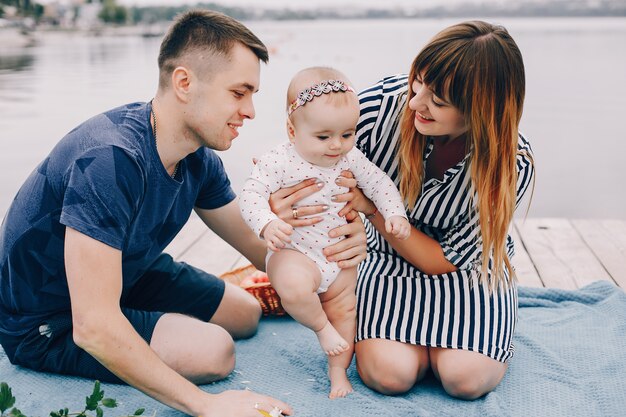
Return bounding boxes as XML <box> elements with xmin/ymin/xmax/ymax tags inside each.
<box><xmin>328</xmin><ymin>366</ymin><xmax>353</xmax><ymax>399</ymax></box>
<box><xmin>315</xmin><ymin>322</ymin><xmax>349</xmax><ymax>356</ymax></box>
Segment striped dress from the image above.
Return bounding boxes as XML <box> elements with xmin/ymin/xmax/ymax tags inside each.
<box><xmin>355</xmin><ymin>74</ymin><xmax>535</xmax><ymax>362</ymax></box>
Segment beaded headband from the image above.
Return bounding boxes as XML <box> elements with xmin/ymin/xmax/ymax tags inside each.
<box><xmin>287</xmin><ymin>79</ymin><xmax>356</xmax><ymax>116</ymax></box>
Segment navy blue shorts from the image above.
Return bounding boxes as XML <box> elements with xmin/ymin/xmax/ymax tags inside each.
<box><xmin>0</xmin><ymin>253</ymin><xmax>225</xmax><ymax>383</ymax></box>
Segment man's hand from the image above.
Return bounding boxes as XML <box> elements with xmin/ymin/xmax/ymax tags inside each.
<box><xmin>202</xmin><ymin>390</ymin><xmax>292</xmax><ymax>417</ymax></box>
<box><xmin>323</xmin><ymin>210</ymin><xmax>367</xmax><ymax>268</ymax></box>
<box><xmin>261</xmin><ymin>219</ymin><xmax>293</xmax><ymax>252</ymax></box>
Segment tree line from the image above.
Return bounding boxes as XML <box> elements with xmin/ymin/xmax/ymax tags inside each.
<box><xmin>1</xmin><ymin>0</ymin><xmax>625</xmax><ymax>25</ymax></box>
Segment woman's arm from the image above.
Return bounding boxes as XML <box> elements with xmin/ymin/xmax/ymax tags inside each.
<box><xmin>336</xmin><ymin>173</ymin><xmax>456</xmax><ymax>275</ymax></box>
<box><xmin>366</xmin><ymin>209</ymin><xmax>456</xmax><ymax>275</ymax></box>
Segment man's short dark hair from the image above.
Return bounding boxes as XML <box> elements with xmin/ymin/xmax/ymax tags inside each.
<box><xmin>158</xmin><ymin>9</ymin><xmax>269</xmax><ymax>86</ymax></box>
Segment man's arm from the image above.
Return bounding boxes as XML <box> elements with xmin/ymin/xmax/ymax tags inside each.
<box><xmin>64</xmin><ymin>227</ymin><xmax>211</xmax><ymax>414</ymax></box>
<box><xmin>65</xmin><ymin>227</ymin><xmax>292</xmax><ymax>416</ymax></box>
<box><xmin>195</xmin><ymin>198</ymin><xmax>267</xmax><ymax>271</ymax></box>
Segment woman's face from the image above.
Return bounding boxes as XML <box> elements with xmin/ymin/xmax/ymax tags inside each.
<box><xmin>408</xmin><ymin>76</ymin><xmax>467</xmax><ymax>140</ymax></box>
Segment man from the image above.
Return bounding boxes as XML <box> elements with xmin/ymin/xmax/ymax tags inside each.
<box><xmin>0</xmin><ymin>10</ymin><xmax>365</xmax><ymax>416</ymax></box>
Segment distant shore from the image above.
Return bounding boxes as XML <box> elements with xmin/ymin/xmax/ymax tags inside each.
<box><xmin>0</xmin><ymin>27</ymin><xmax>37</xmax><ymax>49</ymax></box>
<box><xmin>2</xmin><ymin>14</ymin><xmax>625</xmax><ymax>46</ymax></box>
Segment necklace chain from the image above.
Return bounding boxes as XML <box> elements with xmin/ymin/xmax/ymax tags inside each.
<box><xmin>151</xmin><ymin>103</ymin><xmax>179</xmax><ymax>179</ymax></box>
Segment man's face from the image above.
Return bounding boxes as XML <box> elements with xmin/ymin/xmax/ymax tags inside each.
<box><xmin>185</xmin><ymin>42</ymin><xmax>261</xmax><ymax>151</ymax></box>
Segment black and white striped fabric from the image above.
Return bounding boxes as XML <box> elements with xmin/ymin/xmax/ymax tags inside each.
<box><xmin>355</xmin><ymin>74</ymin><xmax>534</xmax><ymax>362</ymax></box>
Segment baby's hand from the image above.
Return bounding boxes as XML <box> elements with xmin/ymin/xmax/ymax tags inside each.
<box><xmin>262</xmin><ymin>219</ymin><xmax>293</xmax><ymax>252</ymax></box>
<box><xmin>385</xmin><ymin>216</ymin><xmax>410</xmax><ymax>240</ymax></box>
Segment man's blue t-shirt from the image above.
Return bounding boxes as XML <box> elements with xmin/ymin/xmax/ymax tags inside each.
<box><xmin>0</xmin><ymin>102</ymin><xmax>236</xmax><ymax>337</ymax></box>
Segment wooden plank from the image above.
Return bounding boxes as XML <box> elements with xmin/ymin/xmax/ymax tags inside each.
<box><xmin>230</xmin><ymin>254</ymin><xmax>253</xmax><ymax>271</ymax></box>
<box><xmin>164</xmin><ymin>213</ymin><xmax>207</xmax><ymax>260</ymax></box>
<box><xmin>572</xmin><ymin>219</ymin><xmax>626</xmax><ymax>289</ymax></box>
<box><xmin>510</xmin><ymin>224</ymin><xmax>544</xmax><ymax>288</ymax></box>
<box><xmin>515</xmin><ymin>218</ymin><xmax>613</xmax><ymax>289</ymax></box>
<box><xmin>176</xmin><ymin>227</ymin><xmax>242</xmax><ymax>276</ymax></box>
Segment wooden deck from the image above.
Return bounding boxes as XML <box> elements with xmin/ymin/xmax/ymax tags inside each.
<box><xmin>165</xmin><ymin>216</ymin><xmax>626</xmax><ymax>290</ymax></box>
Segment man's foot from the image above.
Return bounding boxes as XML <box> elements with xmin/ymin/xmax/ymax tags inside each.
<box><xmin>315</xmin><ymin>322</ymin><xmax>349</xmax><ymax>356</ymax></box>
<box><xmin>328</xmin><ymin>366</ymin><xmax>353</xmax><ymax>399</ymax></box>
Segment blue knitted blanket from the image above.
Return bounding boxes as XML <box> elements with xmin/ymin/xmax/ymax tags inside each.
<box><xmin>2</xmin><ymin>281</ymin><xmax>625</xmax><ymax>417</ymax></box>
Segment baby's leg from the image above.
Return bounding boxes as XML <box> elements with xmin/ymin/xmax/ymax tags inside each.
<box><xmin>319</xmin><ymin>266</ymin><xmax>358</xmax><ymax>399</ymax></box>
<box><xmin>267</xmin><ymin>250</ymin><xmax>348</xmax><ymax>356</ymax></box>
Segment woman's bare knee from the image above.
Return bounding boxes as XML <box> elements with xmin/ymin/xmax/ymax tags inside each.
<box><xmin>355</xmin><ymin>339</ymin><xmax>428</xmax><ymax>395</ymax></box>
<box><xmin>431</xmin><ymin>348</ymin><xmax>507</xmax><ymax>400</ymax></box>
<box><xmin>358</xmin><ymin>366</ymin><xmax>416</xmax><ymax>395</ymax></box>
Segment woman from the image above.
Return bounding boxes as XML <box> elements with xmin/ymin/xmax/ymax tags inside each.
<box><xmin>333</xmin><ymin>20</ymin><xmax>535</xmax><ymax>399</ymax></box>
<box><xmin>270</xmin><ymin>20</ymin><xmax>534</xmax><ymax>399</ymax></box>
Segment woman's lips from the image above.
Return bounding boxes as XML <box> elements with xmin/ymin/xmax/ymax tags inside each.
<box><xmin>415</xmin><ymin>112</ymin><xmax>434</xmax><ymax>124</ymax></box>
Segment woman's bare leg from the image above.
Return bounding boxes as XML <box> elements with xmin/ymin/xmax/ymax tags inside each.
<box><xmin>429</xmin><ymin>347</ymin><xmax>508</xmax><ymax>400</ymax></box>
<box><xmin>355</xmin><ymin>338</ymin><xmax>430</xmax><ymax>395</ymax></box>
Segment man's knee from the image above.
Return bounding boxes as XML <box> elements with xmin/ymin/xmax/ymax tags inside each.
<box><xmin>234</xmin><ymin>295</ymin><xmax>262</xmax><ymax>339</ymax></box>
<box><xmin>211</xmin><ymin>284</ymin><xmax>262</xmax><ymax>339</ymax></box>
<box><xmin>151</xmin><ymin>314</ymin><xmax>238</xmax><ymax>382</ymax></box>
<box><xmin>188</xmin><ymin>326</ymin><xmax>236</xmax><ymax>384</ymax></box>
<box><xmin>203</xmin><ymin>329</ymin><xmax>236</xmax><ymax>379</ymax></box>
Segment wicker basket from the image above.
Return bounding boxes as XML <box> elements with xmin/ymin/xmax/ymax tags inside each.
<box><xmin>220</xmin><ymin>264</ymin><xmax>287</xmax><ymax>317</ymax></box>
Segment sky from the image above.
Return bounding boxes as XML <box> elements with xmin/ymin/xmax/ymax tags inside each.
<box><xmin>117</xmin><ymin>0</ymin><xmax>506</xmax><ymax>8</ymax></box>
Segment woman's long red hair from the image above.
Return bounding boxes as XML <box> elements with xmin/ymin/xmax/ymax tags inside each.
<box><xmin>398</xmin><ymin>21</ymin><xmax>529</xmax><ymax>287</ymax></box>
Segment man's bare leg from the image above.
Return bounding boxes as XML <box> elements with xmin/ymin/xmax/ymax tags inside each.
<box><xmin>150</xmin><ymin>281</ymin><xmax>262</xmax><ymax>383</ymax></box>
<box><xmin>210</xmin><ymin>282</ymin><xmax>262</xmax><ymax>339</ymax></box>
<box><xmin>150</xmin><ymin>313</ymin><xmax>236</xmax><ymax>384</ymax></box>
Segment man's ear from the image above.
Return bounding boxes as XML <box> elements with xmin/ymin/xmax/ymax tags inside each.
<box><xmin>171</xmin><ymin>66</ymin><xmax>192</xmax><ymax>103</ymax></box>
<box><xmin>286</xmin><ymin>118</ymin><xmax>296</xmax><ymax>143</ymax></box>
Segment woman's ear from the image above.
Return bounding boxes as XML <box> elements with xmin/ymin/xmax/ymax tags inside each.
<box><xmin>171</xmin><ymin>66</ymin><xmax>192</xmax><ymax>103</ymax></box>
<box><xmin>286</xmin><ymin>118</ymin><xmax>297</xmax><ymax>143</ymax></box>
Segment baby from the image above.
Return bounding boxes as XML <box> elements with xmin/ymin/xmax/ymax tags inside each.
<box><xmin>240</xmin><ymin>67</ymin><xmax>410</xmax><ymax>398</ymax></box>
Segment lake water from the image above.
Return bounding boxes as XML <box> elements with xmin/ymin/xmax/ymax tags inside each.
<box><xmin>1</xmin><ymin>17</ymin><xmax>625</xmax><ymax>219</ymax></box>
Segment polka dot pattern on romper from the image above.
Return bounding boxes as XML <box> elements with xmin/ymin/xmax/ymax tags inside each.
<box><xmin>240</xmin><ymin>141</ymin><xmax>408</xmax><ymax>292</ymax></box>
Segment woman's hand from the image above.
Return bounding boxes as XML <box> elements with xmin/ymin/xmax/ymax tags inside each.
<box><xmin>335</xmin><ymin>171</ymin><xmax>377</xmax><ymax>217</ymax></box>
<box><xmin>268</xmin><ymin>178</ymin><xmax>327</xmax><ymax>227</ymax></box>
<box><xmin>323</xmin><ymin>210</ymin><xmax>367</xmax><ymax>268</ymax></box>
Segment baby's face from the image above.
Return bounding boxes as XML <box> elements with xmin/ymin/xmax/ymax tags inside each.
<box><xmin>289</xmin><ymin>97</ymin><xmax>360</xmax><ymax>168</ymax></box>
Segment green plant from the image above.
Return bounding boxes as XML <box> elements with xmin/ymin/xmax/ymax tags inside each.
<box><xmin>0</xmin><ymin>381</ymin><xmax>146</xmax><ymax>417</ymax></box>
